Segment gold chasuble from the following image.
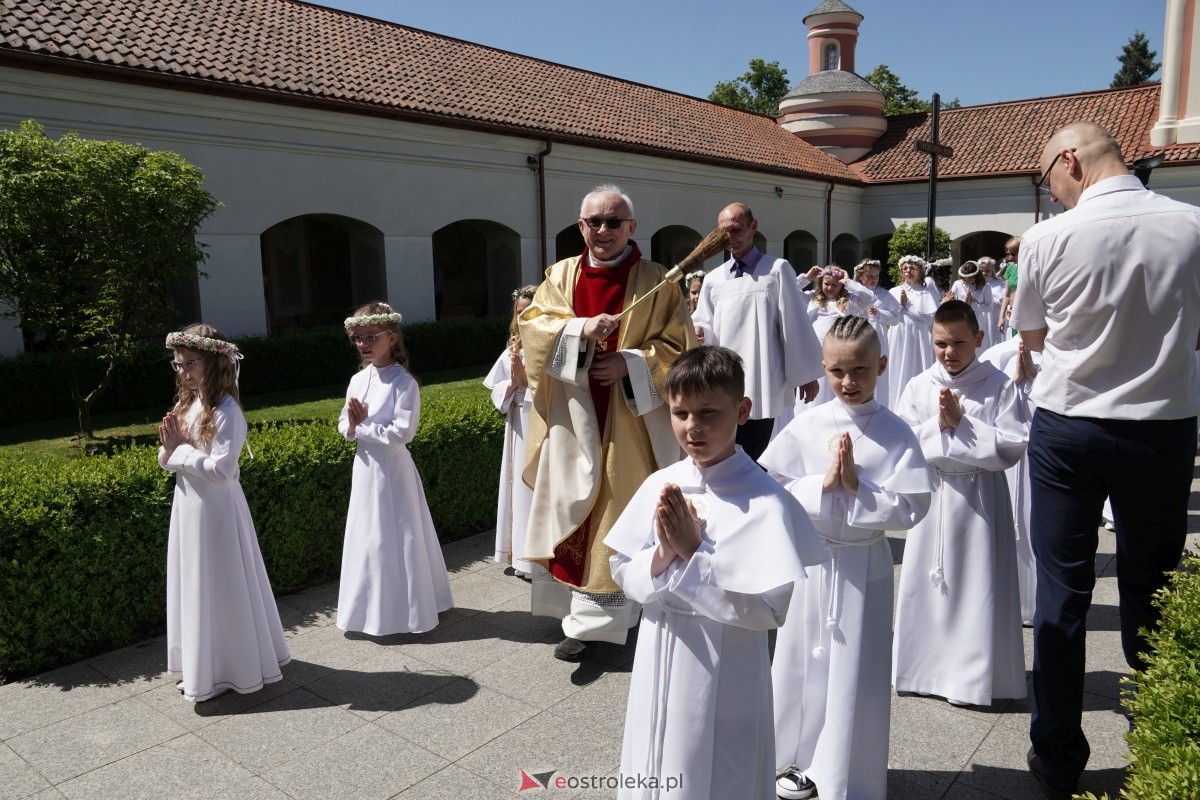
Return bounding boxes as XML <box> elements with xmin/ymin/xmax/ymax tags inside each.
<box><xmin>520</xmin><ymin>247</ymin><xmax>695</xmax><ymax>594</ymax></box>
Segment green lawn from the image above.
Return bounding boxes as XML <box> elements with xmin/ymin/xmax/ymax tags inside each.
<box><xmin>0</xmin><ymin>364</ymin><xmax>490</xmax><ymax>460</ymax></box>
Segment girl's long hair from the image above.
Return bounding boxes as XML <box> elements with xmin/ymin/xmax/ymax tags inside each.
<box><xmin>509</xmin><ymin>285</ymin><xmax>538</xmax><ymax>354</ymax></box>
<box><xmin>170</xmin><ymin>323</ymin><xmax>241</xmax><ymax>448</ymax></box>
<box><xmin>811</xmin><ymin>267</ymin><xmax>851</xmax><ymax>312</ymax></box>
<box><xmin>349</xmin><ymin>301</ymin><xmax>410</xmax><ymax>371</ymax></box>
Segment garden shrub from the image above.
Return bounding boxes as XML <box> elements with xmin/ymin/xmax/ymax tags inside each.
<box><xmin>0</xmin><ymin>316</ymin><xmax>508</xmax><ymax>426</ymax></box>
<box><xmin>0</xmin><ymin>379</ymin><xmax>503</xmax><ymax>680</ymax></box>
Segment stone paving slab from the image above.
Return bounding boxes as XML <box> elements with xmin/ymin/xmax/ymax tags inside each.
<box><xmin>2</xmin><ymin>511</ymin><xmax>1198</xmax><ymax>800</ymax></box>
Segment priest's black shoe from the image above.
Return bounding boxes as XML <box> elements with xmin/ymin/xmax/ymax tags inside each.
<box><xmin>553</xmin><ymin>637</ymin><xmax>596</xmax><ymax>662</ymax></box>
<box><xmin>1026</xmin><ymin>746</ymin><xmax>1077</xmax><ymax>800</ymax></box>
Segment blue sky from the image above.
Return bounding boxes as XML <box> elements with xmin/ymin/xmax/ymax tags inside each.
<box><xmin>314</xmin><ymin>0</ymin><xmax>1164</xmax><ymax>108</ymax></box>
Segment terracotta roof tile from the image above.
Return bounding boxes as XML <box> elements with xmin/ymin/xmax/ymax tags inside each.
<box><xmin>0</xmin><ymin>0</ymin><xmax>858</xmax><ymax>181</ymax></box>
<box><xmin>852</xmin><ymin>84</ymin><xmax>1197</xmax><ymax>182</ymax></box>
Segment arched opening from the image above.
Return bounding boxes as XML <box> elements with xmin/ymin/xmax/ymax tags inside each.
<box><xmin>432</xmin><ymin>219</ymin><xmax>522</xmax><ymax>319</ymax></box>
<box><xmin>958</xmin><ymin>230</ymin><xmax>1014</xmax><ymax>264</ymax></box>
<box><xmin>824</xmin><ymin>42</ymin><xmax>839</xmax><ymax>72</ymax></box>
<box><xmin>832</xmin><ymin>233</ymin><xmax>860</xmax><ymax>270</ymax></box>
<box><xmin>260</xmin><ymin>214</ymin><xmax>385</xmax><ymax>332</ymax></box>
<box><xmin>555</xmin><ymin>224</ymin><xmax>585</xmax><ymax>262</ymax></box>
<box><xmin>651</xmin><ymin>225</ymin><xmax>702</xmax><ymax>269</ymax></box>
<box><xmin>784</xmin><ymin>230</ymin><xmax>818</xmax><ymax>276</ymax></box>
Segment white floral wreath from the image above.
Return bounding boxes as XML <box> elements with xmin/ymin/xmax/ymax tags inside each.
<box><xmin>165</xmin><ymin>331</ymin><xmax>240</xmax><ymax>357</ymax></box>
<box><xmin>684</xmin><ymin>270</ymin><xmax>705</xmax><ymax>282</ymax></box>
<box><xmin>897</xmin><ymin>255</ymin><xmax>927</xmax><ymax>269</ymax></box>
<box><xmin>344</xmin><ymin>312</ymin><xmax>403</xmax><ymax>329</ymax></box>
<box><xmin>511</xmin><ymin>287</ymin><xmax>536</xmax><ymax>301</ymax></box>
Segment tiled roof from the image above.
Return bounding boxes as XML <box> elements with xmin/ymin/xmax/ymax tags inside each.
<box><xmin>786</xmin><ymin>70</ymin><xmax>879</xmax><ymax>97</ymax></box>
<box><xmin>805</xmin><ymin>0</ymin><xmax>862</xmax><ymax>18</ymax></box>
<box><xmin>0</xmin><ymin>0</ymin><xmax>860</xmax><ymax>183</ymax></box>
<box><xmin>852</xmin><ymin>84</ymin><xmax>1199</xmax><ymax>182</ymax></box>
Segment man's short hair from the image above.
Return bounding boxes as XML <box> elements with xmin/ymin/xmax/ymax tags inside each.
<box><xmin>933</xmin><ymin>299</ymin><xmax>980</xmax><ymax>334</ymax></box>
<box><xmin>664</xmin><ymin>346</ymin><xmax>745</xmax><ymax>403</ymax></box>
<box><xmin>581</xmin><ymin>184</ymin><xmax>635</xmax><ymax>219</ymax></box>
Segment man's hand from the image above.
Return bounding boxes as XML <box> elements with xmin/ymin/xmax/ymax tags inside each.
<box><xmin>694</xmin><ymin>324</ymin><xmax>705</xmax><ymax>345</ymax></box>
<box><xmin>799</xmin><ymin>379</ymin><xmax>820</xmax><ymax>404</ymax></box>
<box><xmin>938</xmin><ymin>387</ymin><xmax>963</xmax><ymax>432</ymax></box>
<box><xmin>582</xmin><ymin>314</ymin><xmax>619</xmax><ymax>341</ymax></box>
<box><xmin>657</xmin><ymin>483</ymin><xmax>702</xmax><ymax>560</ymax></box>
<box><xmin>589</xmin><ymin>351</ymin><xmax>629</xmax><ymax>386</ymax></box>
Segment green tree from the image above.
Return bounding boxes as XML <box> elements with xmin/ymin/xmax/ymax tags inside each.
<box><xmin>1112</xmin><ymin>31</ymin><xmax>1161</xmax><ymax>88</ymax></box>
<box><xmin>863</xmin><ymin>64</ymin><xmax>960</xmax><ymax>116</ymax></box>
<box><xmin>0</xmin><ymin>120</ymin><xmax>219</xmax><ymax>437</ymax></box>
<box><xmin>886</xmin><ymin>221</ymin><xmax>951</xmax><ymax>284</ymax></box>
<box><xmin>709</xmin><ymin>59</ymin><xmax>791</xmax><ymax>116</ymax></box>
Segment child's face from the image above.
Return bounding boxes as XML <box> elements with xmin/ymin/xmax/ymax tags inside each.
<box><xmin>514</xmin><ymin>297</ymin><xmax>532</xmax><ymax>316</ymax></box>
<box><xmin>823</xmin><ymin>338</ymin><xmax>885</xmax><ymax>405</ymax></box>
<box><xmin>820</xmin><ymin>275</ymin><xmax>841</xmax><ymax>298</ymax></box>
<box><xmin>349</xmin><ymin>325</ymin><xmax>397</xmax><ymax>367</ymax></box>
<box><xmin>687</xmin><ymin>279</ymin><xmax>702</xmax><ymax>312</ymax></box>
<box><xmin>931</xmin><ymin>320</ymin><xmax>984</xmax><ymax>375</ymax></box>
<box><xmin>900</xmin><ymin>262</ymin><xmax>920</xmax><ymax>285</ymax></box>
<box><xmin>859</xmin><ymin>268</ymin><xmax>880</xmax><ymax>288</ymax></box>
<box><xmin>978</xmin><ymin>262</ymin><xmax>994</xmax><ymax>279</ymax></box>
<box><xmin>668</xmin><ymin>387</ymin><xmax>751</xmax><ymax>468</ymax></box>
<box><xmin>171</xmin><ymin>348</ymin><xmax>207</xmax><ymax>391</ymax></box>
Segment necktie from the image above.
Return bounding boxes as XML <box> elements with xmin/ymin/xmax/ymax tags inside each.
<box><xmin>734</xmin><ymin>260</ymin><xmax>746</xmax><ymax>278</ymax></box>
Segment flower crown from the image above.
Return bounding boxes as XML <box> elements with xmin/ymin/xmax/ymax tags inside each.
<box><xmin>977</xmin><ymin>257</ymin><xmax>996</xmax><ymax>267</ymax></box>
<box><xmin>932</xmin><ymin>257</ymin><xmax>953</xmax><ymax>267</ymax></box>
<box><xmin>511</xmin><ymin>287</ymin><xmax>536</xmax><ymax>301</ymax></box>
<box><xmin>344</xmin><ymin>312</ymin><xmax>403</xmax><ymax>329</ymax></box>
<box><xmin>820</xmin><ymin>267</ymin><xmax>843</xmax><ymax>277</ymax></box>
<box><xmin>165</xmin><ymin>331</ymin><xmax>240</xmax><ymax>358</ymax></box>
<box><xmin>897</xmin><ymin>255</ymin><xmax>927</xmax><ymax>268</ymax></box>
<box><xmin>684</xmin><ymin>270</ymin><xmax>705</xmax><ymax>282</ymax></box>
<box><xmin>958</xmin><ymin>261</ymin><xmax>980</xmax><ymax>278</ymax></box>
<box><xmin>854</xmin><ymin>259</ymin><xmax>881</xmax><ymax>273</ymax></box>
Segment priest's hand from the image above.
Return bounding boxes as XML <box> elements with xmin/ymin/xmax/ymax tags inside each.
<box><xmin>799</xmin><ymin>379</ymin><xmax>820</xmax><ymax>404</ymax></box>
<box><xmin>589</xmin><ymin>351</ymin><xmax>629</xmax><ymax>386</ymax></box>
<box><xmin>693</xmin><ymin>325</ymin><xmax>705</xmax><ymax>345</ymax></box>
<box><xmin>938</xmin><ymin>387</ymin><xmax>963</xmax><ymax>432</ymax></box>
<box><xmin>582</xmin><ymin>314</ymin><xmax>619</xmax><ymax>341</ymax></box>
<box><xmin>511</xmin><ymin>352</ymin><xmax>528</xmax><ymax>389</ymax></box>
<box><xmin>657</xmin><ymin>483</ymin><xmax>702</xmax><ymax>560</ymax></box>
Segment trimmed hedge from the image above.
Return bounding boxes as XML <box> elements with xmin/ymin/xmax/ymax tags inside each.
<box><xmin>0</xmin><ymin>316</ymin><xmax>509</xmax><ymax>426</ymax></box>
<box><xmin>0</xmin><ymin>379</ymin><xmax>503</xmax><ymax>680</ymax></box>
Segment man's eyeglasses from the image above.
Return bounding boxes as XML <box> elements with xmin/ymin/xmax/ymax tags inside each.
<box><xmin>170</xmin><ymin>358</ymin><xmax>201</xmax><ymax>373</ymax></box>
<box><xmin>1036</xmin><ymin>148</ymin><xmax>1076</xmax><ymax>195</ymax></box>
<box><xmin>350</xmin><ymin>333</ymin><xmax>385</xmax><ymax>346</ymax></box>
<box><xmin>580</xmin><ymin>216</ymin><xmax>631</xmax><ymax>231</ymax></box>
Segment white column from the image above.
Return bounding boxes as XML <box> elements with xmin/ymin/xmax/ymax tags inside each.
<box><xmin>1152</xmin><ymin>0</ymin><xmax>1188</xmax><ymax>146</ymax></box>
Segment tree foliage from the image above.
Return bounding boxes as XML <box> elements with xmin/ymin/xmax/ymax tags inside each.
<box><xmin>863</xmin><ymin>64</ymin><xmax>960</xmax><ymax>116</ymax></box>
<box><xmin>709</xmin><ymin>59</ymin><xmax>791</xmax><ymax>116</ymax></box>
<box><xmin>886</xmin><ymin>221</ymin><xmax>951</xmax><ymax>284</ymax></box>
<box><xmin>1112</xmin><ymin>31</ymin><xmax>1161</xmax><ymax>88</ymax></box>
<box><xmin>0</xmin><ymin>120</ymin><xmax>218</xmax><ymax>437</ymax></box>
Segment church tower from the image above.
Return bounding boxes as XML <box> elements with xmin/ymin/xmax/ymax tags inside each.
<box><xmin>776</xmin><ymin>0</ymin><xmax>886</xmax><ymax>163</ymax></box>
<box><xmin>1152</xmin><ymin>0</ymin><xmax>1200</xmax><ymax>146</ymax></box>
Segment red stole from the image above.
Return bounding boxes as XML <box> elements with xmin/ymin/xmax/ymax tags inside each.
<box><xmin>549</xmin><ymin>243</ymin><xmax>639</xmax><ymax>586</ymax></box>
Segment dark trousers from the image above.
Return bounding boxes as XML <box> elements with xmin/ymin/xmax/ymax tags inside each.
<box><xmin>736</xmin><ymin>417</ymin><xmax>775</xmax><ymax>462</ymax></box>
<box><xmin>1027</xmin><ymin>408</ymin><xmax>1195</xmax><ymax>780</ymax></box>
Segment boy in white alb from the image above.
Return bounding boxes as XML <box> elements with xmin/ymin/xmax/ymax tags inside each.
<box><xmin>605</xmin><ymin>346</ymin><xmax>827</xmax><ymax>799</ymax></box>
<box><xmin>892</xmin><ymin>300</ymin><xmax>1029</xmax><ymax>707</ymax></box>
<box><xmin>762</xmin><ymin>316</ymin><xmax>933</xmax><ymax>800</ymax></box>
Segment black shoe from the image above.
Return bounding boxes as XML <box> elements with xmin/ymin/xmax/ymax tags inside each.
<box><xmin>553</xmin><ymin>637</ymin><xmax>596</xmax><ymax>662</ymax></box>
<box><xmin>1027</xmin><ymin>747</ymin><xmax>1077</xmax><ymax>800</ymax></box>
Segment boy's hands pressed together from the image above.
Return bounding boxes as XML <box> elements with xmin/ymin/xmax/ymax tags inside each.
<box><xmin>938</xmin><ymin>387</ymin><xmax>964</xmax><ymax>432</ymax></box>
<box><xmin>822</xmin><ymin>433</ymin><xmax>859</xmax><ymax>494</ymax></box>
<box><xmin>656</xmin><ymin>483</ymin><xmax>702</xmax><ymax>560</ymax></box>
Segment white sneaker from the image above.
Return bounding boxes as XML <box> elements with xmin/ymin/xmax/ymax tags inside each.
<box><xmin>776</xmin><ymin>768</ymin><xmax>817</xmax><ymax>799</ymax></box>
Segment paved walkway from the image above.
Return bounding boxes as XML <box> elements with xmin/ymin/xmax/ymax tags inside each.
<box><xmin>4</xmin><ymin>509</ymin><xmax>1199</xmax><ymax>799</ymax></box>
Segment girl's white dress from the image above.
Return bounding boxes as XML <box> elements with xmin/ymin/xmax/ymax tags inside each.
<box><xmin>864</xmin><ymin>286</ymin><xmax>902</xmax><ymax>407</ymax></box>
<box><xmin>982</xmin><ymin>277</ymin><xmax>1008</xmax><ymax>350</ymax></box>
<box><xmin>337</xmin><ymin>363</ymin><xmax>453</xmax><ymax>635</ymax></box>
<box><xmin>483</xmin><ymin>349</ymin><xmax>535</xmax><ymax>576</ymax></box>
<box><xmin>886</xmin><ymin>282</ymin><xmax>938</xmax><ymax>410</ymax></box>
<box><xmin>159</xmin><ymin>394</ymin><xmax>290</xmax><ymax>703</ymax></box>
<box><xmin>951</xmin><ymin>278</ymin><xmax>997</xmax><ymax>350</ymax></box>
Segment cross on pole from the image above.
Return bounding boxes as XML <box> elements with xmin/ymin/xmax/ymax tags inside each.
<box><xmin>914</xmin><ymin>93</ymin><xmax>954</xmax><ymax>260</ymax></box>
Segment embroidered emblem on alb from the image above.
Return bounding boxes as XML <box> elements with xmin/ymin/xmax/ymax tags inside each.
<box><xmin>689</xmin><ymin>494</ymin><xmax>711</xmax><ymax>521</ymax></box>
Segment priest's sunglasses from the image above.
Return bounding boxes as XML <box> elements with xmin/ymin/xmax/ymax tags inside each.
<box><xmin>580</xmin><ymin>216</ymin><xmax>632</xmax><ymax>231</ymax></box>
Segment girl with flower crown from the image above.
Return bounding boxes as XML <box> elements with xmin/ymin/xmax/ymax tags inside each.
<box><xmin>483</xmin><ymin>286</ymin><xmax>538</xmax><ymax>579</ymax></box>
<box><xmin>793</xmin><ymin>265</ymin><xmax>874</xmax><ymax>407</ymax></box>
<box><xmin>887</xmin><ymin>255</ymin><xmax>939</xmax><ymax>407</ymax></box>
<box><xmin>853</xmin><ymin>259</ymin><xmax>902</xmax><ymax>407</ymax></box>
<box><xmin>684</xmin><ymin>270</ymin><xmax>704</xmax><ymax>315</ymax></box>
<box><xmin>338</xmin><ymin>302</ymin><xmax>452</xmax><ymax>635</ymax></box>
<box><xmin>159</xmin><ymin>323</ymin><xmax>290</xmax><ymax>702</ymax></box>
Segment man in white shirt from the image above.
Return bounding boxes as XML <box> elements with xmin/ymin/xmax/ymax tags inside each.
<box><xmin>1013</xmin><ymin>122</ymin><xmax>1200</xmax><ymax>800</ymax></box>
<box><xmin>691</xmin><ymin>203</ymin><xmax>822</xmax><ymax>459</ymax></box>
